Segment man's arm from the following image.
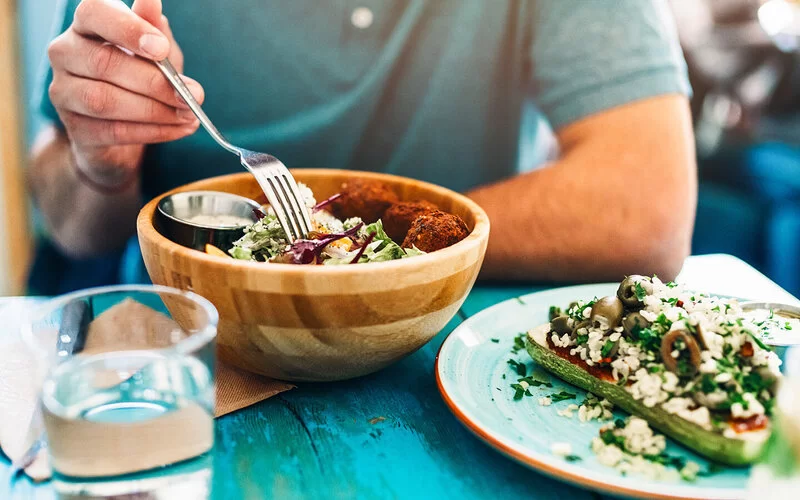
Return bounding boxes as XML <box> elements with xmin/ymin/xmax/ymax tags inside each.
<box><xmin>28</xmin><ymin>125</ymin><xmax>143</xmax><ymax>257</ymax></box>
<box><xmin>468</xmin><ymin>94</ymin><xmax>697</xmax><ymax>282</ymax></box>
<box><xmin>28</xmin><ymin>0</ymin><xmax>203</xmax><ymax>258</ymax></box>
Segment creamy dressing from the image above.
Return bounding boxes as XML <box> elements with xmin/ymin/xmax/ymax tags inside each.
<box><xmin>743</xmin><ymin>308</ymin><xmax>800</xmax><ymax>346</ymax></box>
<box><xmin>184</xmin><ymin>214</ymin><xmax>253</xmax><ymax>227</ymax></box>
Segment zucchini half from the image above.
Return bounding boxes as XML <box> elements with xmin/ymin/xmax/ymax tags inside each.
<box><xmin>526</xmin><ymin>326</ymin><xmax>769</xmax><ymax>466</ymax></box>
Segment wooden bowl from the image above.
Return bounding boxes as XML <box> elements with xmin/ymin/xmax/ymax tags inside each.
<box><xmin>137</xmin><ymin>170</ymin><xmax>490</xmax><ymax>381</ymax></box>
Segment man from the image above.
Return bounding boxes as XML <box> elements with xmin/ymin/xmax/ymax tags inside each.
<box><xmin>28</xmin><ymin>0</ymin><xmax>697</xmax><ymax>286</ymax></box>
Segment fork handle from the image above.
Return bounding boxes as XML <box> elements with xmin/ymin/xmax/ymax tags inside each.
<box><xmin>154</xmin><ymin>58</ymin><xmax>239</xmax><ymax>155</ymax></box>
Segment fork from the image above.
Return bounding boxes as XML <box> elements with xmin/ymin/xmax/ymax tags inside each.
<box><xmin>155</xmin><ymin>59</ymin><xmax>312</xmax><ymax>242</ymax></box>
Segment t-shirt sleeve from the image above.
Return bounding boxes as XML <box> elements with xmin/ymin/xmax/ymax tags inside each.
<box><xmin>36</xmin><ymin>0</ymin><xmax>82</xmax><ymax>126</ymax></box>
<box><xmin>530</xmin><ymin>0</ymin><xmax>692</xmax><ymax>130</ymax></box>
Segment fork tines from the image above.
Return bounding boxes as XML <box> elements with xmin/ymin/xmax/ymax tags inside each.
<box><xmin>250</xmin><ymin>163</ymin><xmax>312</xmax><ymax>243</ymax></box>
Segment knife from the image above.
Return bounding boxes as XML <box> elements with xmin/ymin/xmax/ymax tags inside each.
<box><xmin>9</xmin><ymin>300</ymin><xmax>91</xmax><ymax>481</ymax></box>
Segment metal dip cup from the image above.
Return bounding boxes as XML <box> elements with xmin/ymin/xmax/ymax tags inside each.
<box><xmin>156</xmin><ymin>191</ymin><xmax>262</xmax><ymax>252</ymax></box>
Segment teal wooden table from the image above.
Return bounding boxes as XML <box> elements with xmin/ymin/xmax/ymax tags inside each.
<box><xmin>3</xmin><ymin>255</ymin><xmax>797</xmax><ymax>499</ymax></box>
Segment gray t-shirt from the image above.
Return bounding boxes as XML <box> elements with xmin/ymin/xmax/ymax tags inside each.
<box><xmin>38</xmin><ymin>0</ymin><xmax>690</xmax><ymax>282</ymax></box>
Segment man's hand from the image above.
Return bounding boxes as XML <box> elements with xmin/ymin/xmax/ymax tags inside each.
<box><xmin>469</xmin><ymin>94</ymin><xmax>697</xmax><ymax>282</ymax></box>
<box><xmin>47</xmin><ymin>0</ymin><xmax>204</xmax><ymax>188</ymax></box>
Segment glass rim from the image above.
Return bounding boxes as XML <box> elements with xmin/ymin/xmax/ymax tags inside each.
<box><xmin>21</xmin><ymin>284</ymin><xmax>219</xmax><ymax>359</ymax></box>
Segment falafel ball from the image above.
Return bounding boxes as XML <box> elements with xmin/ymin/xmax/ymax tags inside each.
<box><xmin>402</xmin><ymin>210</ymin><xmax>470</xmax><ymax>253</ymax></box>
<box><xmin>382</xmin><ymin>200</ymin><xmax>438</xmax><ymax>242</ymax></box>
<box><xmin>330</xmin><ymin>178</ymin><xmax>399</xmax><ymax>223</ymax></box>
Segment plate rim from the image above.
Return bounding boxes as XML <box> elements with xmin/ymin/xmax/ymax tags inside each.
<box><xmin>435</xmin><ymin>283</ymin><xmax>746</xmax><ymax>500</ymax></box>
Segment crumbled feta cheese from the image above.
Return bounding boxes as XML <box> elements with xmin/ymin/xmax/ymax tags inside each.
<box><xmin>679</xmin><ymin>461</ymin><xmax>701</xmax><ymax>481</ymax></box>
<box><xmin>699</xmin><ymin>357</ymin><xmax>718</xmax><ymax>374</ymax></box>
<box><xmin>661</xmin><ymin>372</ymin><xmax>679</xmax><ymax>393</ymax></box>
<box><xmin>629</xmin><ymin>369</ymin><xmax>679</xmax><ymax>407</ymax></box>
<box><xmin>731</xmin><ymin>393</ymin><xmax>766</xmax><ymax>419</ymax></box>
<box><xmin>550</xmin><ymin>442</ymin><xmax>572</xmax><ymax>457</ymax></box>
<box><xmin>538</xmin><ymin>397</ymin><xmax>552</xmax><ymax>406</ymax></box>
<box><xmin>678</xmin><ymin>406</ymin><xmax>712</xmax><ymax>430</ymax></box>
<box><xmin>557</xmin><ymin>404</ymin><xmax>580</xmax><ymax>419</ymax></box>
<box><xmin>714</xmin><ymin>372</ymin><xmax>732</xmax><ymax>384</ymax></box>
<box><xmin>622</xmin><ymin>417</ymin><xmax>666</xmax><ymax>456</ymax></box>
<box><xmin>662</xmin><ymin>397</ymin><xmax>693</xmax><ymax>415</ymax></box>
<box><xmin>591</xmin><ymin>418</ymin><xmax>680</xmax><ymax>482</ymax></box>
<box><xmin>578</xmin><ymin>394</ymin><xmax>614</xmax><ymax>422</ymax></box>
<box><xmin>528</xmin><ymin>324</ymin><xmax>550</xmax><ymax>348</ymax></box>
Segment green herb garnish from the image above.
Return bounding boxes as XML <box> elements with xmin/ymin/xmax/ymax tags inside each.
<box><xmin>634</xmin><ymin>282</ymin><xmax>648</xmax><ymax>301</ymax></box>
<box><xmin>600</xmin><ymin>340</ymin><xmax>616</xmax><ymax>358</ymax></box>
<box><xmin>507</xmin><ymin>359</ymin><xmax>527</xmax><ymax>377</ymax></box>
<box><xmin>549</xmin><ymin>391</ymin><xmax>577</xmax><ymax>403</ymax></box>
<box><xmin>519</xmin><ymin>376</ymin><xmax>553</xmax><ymax>388</ymax></box>
<box><xmin>512</xmin><ymin>333</ymin><xmax>526</xmax><ymax>353</ymax></box>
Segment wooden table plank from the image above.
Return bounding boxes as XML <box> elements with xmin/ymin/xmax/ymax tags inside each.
<box><xmin>459</xmin><ymin>284</ymin><xmax>545</xmax><ymax>318</ymax></box>
<box><xmin>212</xmin><ymin>314</ymin><xmax>595</xmax><ymax>499</ymax></box>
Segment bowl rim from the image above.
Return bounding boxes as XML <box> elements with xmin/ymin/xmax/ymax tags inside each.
<box><xmin>137</xmin><ymin>169</ymin><xmax>491</xmax><ymax>277</ymax></box>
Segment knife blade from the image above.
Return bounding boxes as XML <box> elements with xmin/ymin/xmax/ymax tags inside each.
<box><xmin>9</xmin><ymin>300</ymin><xmax>91</xmax><ymax>481</ymax></box>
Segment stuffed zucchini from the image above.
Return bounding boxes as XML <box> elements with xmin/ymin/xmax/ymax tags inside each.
<box><xmin>525</xmin><ymin>275</ymin><xmax>788</xmax><ymax>466</ymax></box>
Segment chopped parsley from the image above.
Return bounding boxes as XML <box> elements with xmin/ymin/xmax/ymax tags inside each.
<box><xmin>507</xmin><ymin>359</ymin><xmax>527</xmax><ymax>377</ymax></box>
<box><xmin>786</xmin><ymin>321</ymin><xmax>793</xmax><ymax>331</ymax></box>
<box><xmin>645</xmin><ymin>452</ymin><xmax>687</xmax><ymax>471</ymax></box>
<box><xmin>600</xmin><ymin>428</ymin><xmax>626</xmax><ymax>448</ymax></box>
<box><xmin>744</xmin><ymin>330</ymin><xmax>769</xmax><ymax>351</ymax></box>
<box><xmin>632</xmin><ymin>326</ymin><xmax>662</xmax><ymax>353</ymax></box>
<box><xmin>565</xmin><ymin>455</ymin><xmax>582</xmax><ymax>463</ymax></box>
<box><xmin>519</xmin><ymin>376</ymin><xmax>553</xmax><ymax>388</ymax></box>
<box><xmin>575</xmin><ymin>334</ymin><xmax>589</xmax><ymax>345</ymax></box>
<box><xmin>510</xmin><ymin>383</ymin><xmax>529</xmax><ymax>400</ymax></box>
<box><xmin>548</xmin><ymin>306</ymin><xmax>562</xmax><ymax>321</ymax></box>
<box><xmin>512</xmin><ymin>333</ymin><xmax>526</xmax><ymax>353</ymax></box>
<box><xmin>549</xmin><ymin>391</ymin><xmax>577</xmax><ymax>403</ymax></box>
<box><xmin>634</xmin><ymin>282</ymin><xmax>648</xmax><ymax>301</ymax></box>
<box><xmin>490</xmin><ymin>338</ymin><xmax>500</xmax><ymax>343</ymax></box>
<box><xmin>699</xmin><ymin>374</ymin><xmax>717</xmax><ymax>393</ymax></box>
<box><xmin>600</xmin><ymin>340</ymin><xmax>616</xmax><ymax>358</ymax></box>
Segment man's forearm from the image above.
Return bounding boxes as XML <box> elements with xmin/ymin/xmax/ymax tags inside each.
<box><xmin>469</xmin><ymin>95</ymin><xmax>697</xmax><ymax>283</ymax></box>
<box><xmin>28</xmin><ymin>126</ymin><xmax>142</xmax><ymax>258</ymax></box>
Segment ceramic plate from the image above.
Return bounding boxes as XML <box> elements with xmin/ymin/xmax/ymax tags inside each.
<box><xmin>436</xmin><ymin>284</ymin><xmax>751</xmax><ymax>500</ymax></box>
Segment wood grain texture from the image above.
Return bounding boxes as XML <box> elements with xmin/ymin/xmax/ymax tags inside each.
<box><xmin>0</xmin><ymin>0</ymin><xmax>32</xmax><ymax>295</ymax></box>
<box><xmin>210</xmin><ymin>314</ymin><xmax>596</xmax><ymax>500</ymax></box>
<box><xmin>137</xmin><ymin>170</ymin><xmax>491</xmax><ymax>382</ymax></box>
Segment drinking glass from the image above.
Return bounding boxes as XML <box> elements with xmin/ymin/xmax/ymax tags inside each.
<box><xmin>22</xmin><ymin>285</ymin><xmax>217</xmax><ymax>496</ymax></box>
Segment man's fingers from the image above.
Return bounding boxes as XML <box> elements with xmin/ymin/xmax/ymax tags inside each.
<box><xmin>49</xmin><ymin>33</ymin><xmax>204</xmax><ymax>109</ymax></box>
<box><xmin>50</xmin><ymin>72</ymin><xmax>198</xmax><ymax>125</ymax></box>
<box><xmin>72</xmin><ymin>0</ymin><xmax>169</xmax><ymax>60</ymax></box>
<box><xmin>60</xmin><ymin>110</ymin><xmax>200</xmax><ymax>146</ymax></box>
<box><xmin>131</xmin><ymin>0</ymin><xmax>163</xmax><ymax>27</ymax></box>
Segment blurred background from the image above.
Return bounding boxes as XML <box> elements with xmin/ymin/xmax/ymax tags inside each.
<box><xmin>0</xmin><ymin>0</ymin><xmax>798</xmax><ymax>296</ymax></box>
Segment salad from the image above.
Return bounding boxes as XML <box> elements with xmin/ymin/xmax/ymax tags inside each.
<box><xmin>227</xmin><ymin>182</ymin><xmax>428</xmax><ymax>265</ymax></box>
